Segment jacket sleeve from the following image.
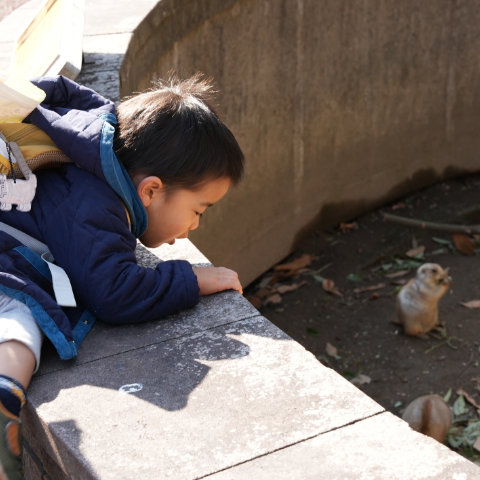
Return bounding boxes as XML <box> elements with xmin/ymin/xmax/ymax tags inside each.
<box><xmin>37</xmin><ymin>169</ymin><xmax>200</xmax><ymax>324</ymax></box>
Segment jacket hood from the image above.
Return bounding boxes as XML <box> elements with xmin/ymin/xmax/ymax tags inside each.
<box><xmin>25</xmin><ymin>75</ymin><xmax>147</xmax><ymax>237</ymax></box>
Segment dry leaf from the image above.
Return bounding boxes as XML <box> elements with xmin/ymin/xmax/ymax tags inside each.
<box><xmin>369</xmin><ymin>292</ymin><xmax>381</xmax><ymax>300</ymax></box>
<box><xmin>276</xmin><ymin>281</ymin><xmax>307</xmax><ymax>294</ymax></box>
<box><xmin>457</xmin><ymin>388</ymin><xmax>480</xmax><ymax>410</ymax></box>
<box><xmin>325</xmin><ymin>342</ymin><xmax>338</xmax><ymax>357</ymax></box>
<box><xmin>353</xmin><ymin>283</ymin><xmax>386</xmax><ymax>294</ymax></box>
<box><xmin>351</xmin><ymin>374</ymin><xmax>372</xmax><ymax>385</ymax></box>
<box><xmin>255</xmin><ymin>287</ymin><xmax>273</xmax><ymax>300</ymax></box>
<box><xmin>452</xmin><ymin>233</ymin><xmax>475</xmax><ymax>256</ymax></box>
<box><xmin>274</xmin><ymin>253</ymin><xmax>314</xmax><ymax>272</ymax></box>
<box><xmin>264</xmin><ymin>293</ymin><xmax>282</xmax><ymax>305</ymax></box>
<box><xmin>246</xmin><ymin>295</ymin><xmax>263</xmax><ymax>309</ymax></box>
<box><xmin>406</xmin><ymin>246</ymin><xmax>425</xmax><ymax>258</ymax></box>
<box><xmin>384</xmin><ymin>269</ymin><xmax>410</xmax><ymax>279</ymax></box>
<box><xmin>456</xmin><ymin>388</ymin><xmax>480</xmax><ymax>417</ymax></box>
<box><xmin>460</xmin><ymin>300</ymin><xmax>480</xmax><ymax>309</ymax></box>
<box><xmin>339</xmin><ymin>222</ymin><xmax>358</xmax><ymax>233</ymax></box>
<box><xmin>322</xmin><ymin>278</ymin><xmax>343</xmax><ymax>297</ymax></box>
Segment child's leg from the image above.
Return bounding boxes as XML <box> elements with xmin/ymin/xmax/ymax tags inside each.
<box><xmin>0</xmin><ymin>340</ymin><xmax>36</xmax><ymax>388</ymax></box>
<box><xmin>0</xmin><ymin>294</ymin><xmax>43</xmax><ymax>480</ymax></box>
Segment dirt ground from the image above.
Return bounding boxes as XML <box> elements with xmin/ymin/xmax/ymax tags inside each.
<box><xmin>245</xmin><ymin>172</ymin><xmax>480</xmax><ymax>463</ymax></box>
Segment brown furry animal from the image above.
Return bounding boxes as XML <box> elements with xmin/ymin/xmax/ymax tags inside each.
<box><xmin>402</xmin><ymin>394</ymin><xmax>452</xmax><ymax>443</ymax></box>
<box><xmin>394</xmin><ymin>263</ymin><xmax>451</xmax><ymax>336</ymax></box>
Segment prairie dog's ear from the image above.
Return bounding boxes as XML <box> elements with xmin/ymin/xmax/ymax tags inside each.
<box><xmin>136</xmin><ymin>176</ymin><xmax>164</xmax><ymax>207</ymax></box>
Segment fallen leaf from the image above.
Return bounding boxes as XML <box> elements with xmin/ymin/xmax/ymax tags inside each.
<box><xmin>325</xmin><ymin>342</ymin><xmax>338</xmax><ymax>357</ymax></box>
<box><xmin>369</xmin><ymin>292</ymin><xmax>381</xmax><ymax>300</ymax></box>
<box><xmin>384</xmin><ymin>269</ymin><xmax>409</xmax><ymax>278</ymax></box>
<box><xmin>322</xmin><ymin>278</ymin><xmax>343</xmax><ymax>297</ymax></box>
<box><xmin>457</xmin><ymin>388</ymin><xmax>480</xmax><ymax>415</ymax></box>
<box><xmin>346</xmin><ymin>273</ymin><xmax>363</xmax><ymax>283</ymax></box>
<box><xmin>453</xmin><ymin>395</ymin><xmax>467</xmax><ymax>416</ymax></box>
<box><xmin>275</xmin><ymin>281</ymin><xmax>307</xmax><ymax>294</ymax></box>
<box><xmin>274</xmin><ymin>254</ymin><xmax>314</xmax><ymax>272</ymax></box>
<box><xmin>246</xmin><ymin>295</ymin><xmax>263</xmax><ymax>309</ymax></box>
<box><xmin>269</xmin><ymin>270</ymin><xmax>301</xmax><ymax>284</ymax></box>
<box><xmin>351</xmin><ymin>374</ymin><xmax>371</xmax><ymax>385</ymax></box>
<box><xmin>460</xmin><ymin>300</ymin><xmax>480</xmax><ymax>309</ymax></box>
<box><xmin>255</xmin><ymin>287</ymin><xmax>274</xmax><ymax>299</ymax></box>
<box><xmin>432</xmin><ymin>237</ymin><xmax>452</xmax><ymax>246</ymax></box>
<box><xmin>391</xmin><ymin>202</ymin><xmax>406</xmax><ymax>210</ymax></box>
<box><xmin>264</xmin><ymin>293</ymin><xmax>282</xmax><ymax>305</ymax></box>
<box><xmin>452</xmin><ymin>233</ymin><xmax>475</xmax><ymax>256</ymax></box>
<box><xmin>353</xmin><ymin>283</ymin><xmax>386</xmax><ymax>294</ymax></box>
<box><xmin>339</xmin><ymin>222</ymin><xmax>358</xmax><ymax>233</ymax></box>
<box><xmin>406</xmin><ymin>245</ymin><xmax>425</xmax><ymax>258</ymax></box>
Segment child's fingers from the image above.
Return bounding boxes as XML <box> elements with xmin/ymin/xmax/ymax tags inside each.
<box><xmin>193</xmin><ymin>266</ymin><xmax>243</xmax><ymax>295</ymax></box>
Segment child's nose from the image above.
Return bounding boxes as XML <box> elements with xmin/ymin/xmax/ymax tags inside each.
<box><xmin>190</xmin><ymin>217</ymin><xmax>200</xmax><ymax>231</ymax></box>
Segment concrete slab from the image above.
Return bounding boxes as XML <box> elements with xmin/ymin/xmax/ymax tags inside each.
<box><xmin>38</xmin><ymin>241</ymin><xmax>257</xmax><ymax>373</ymax></box>
<box><xmin>38</xmin><ymin>289</ymin><xmax>260</xmax><ymax>374</ymax></box>
<box><xmin>25</xmin><ymin>316</ymin><xmax>384</xmax><ymax>479</ymax></box>
<box><xmin>205</xmin><ymin>412</ymin><xmax>480</xmax><ymax>480</ymax></box>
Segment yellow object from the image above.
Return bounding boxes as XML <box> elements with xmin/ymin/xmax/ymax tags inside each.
<box><xmin>0</xmin><ymin>75</ymin><xmax>46</xmax><ymax>123</ymax></box>
<box><xmin>0</xmin><ymin>123</ymin><xmax>70</xmax><ymax>178</ymax></box>
<box><xmin>10</xmin><ymin>0</ymin><xmax>84</xmax><ymax>80</ymax></box>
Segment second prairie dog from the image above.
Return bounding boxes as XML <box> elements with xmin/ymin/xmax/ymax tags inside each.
<box><xmin>395</xmin><ymin>263</ymin><xmax>451</xmax><ymax>336</ymax></box>
<box><xmin>402</xmin><ymin>394</ymin><xmax>452</xmax><ymax>443</ymax></box>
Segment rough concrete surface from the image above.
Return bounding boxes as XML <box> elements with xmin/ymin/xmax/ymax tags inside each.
<box><xmin>26</xmin><ymin>316</ymin><xmax>384</xmax><ymax>479</ymax></box>
<box><xmin>206</xmin><ymin>412</ymin><xmax>480</xmax><ymax>480</ymax></box>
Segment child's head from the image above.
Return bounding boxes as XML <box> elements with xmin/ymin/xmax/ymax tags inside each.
<box><xmin>114</xmin><ymin>73</ymin><xmax>244</xmax><ymax>191</ymax></box>
<box><xmin>114</xmin><ymin>74</ymin><xmax>244</xmax><ymax>247</ymax></box>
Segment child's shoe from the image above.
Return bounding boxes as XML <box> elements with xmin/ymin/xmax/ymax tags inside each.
<box><xmin>0</xmin><ymin>401</ymin><xmax>23</xmax><ymax>480</ymax></box>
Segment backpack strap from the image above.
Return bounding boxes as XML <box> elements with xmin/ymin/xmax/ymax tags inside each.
<box><xmin>0</xmin><ymin>221</ymin><xmax>77</xmax><ymax>308</ymax></box>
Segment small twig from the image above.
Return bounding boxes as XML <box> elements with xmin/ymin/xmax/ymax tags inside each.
<box><xmin>424</xmin><ymin>336</ymin><xmax>458</xmax><ymax>354</ymax></box>
<box><xmin>425</xmin><ymin>340</ymin><xmax>448</xmax><ymax>354</ymax></box>
<box><xmin>383</xmin><ymin>213</ymin><xmax>480</xmax><ymax>235</ymax></box>
<box><xmin>310</xmin><ymin>263</ymin><xmax>332</xmax><ymax>275</ymax></box>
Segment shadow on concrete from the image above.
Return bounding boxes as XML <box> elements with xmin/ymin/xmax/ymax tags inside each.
<box><xmin>34</xmin><ymin>310</ymin><xmax>289</xmax><ymax>411</ymax></box>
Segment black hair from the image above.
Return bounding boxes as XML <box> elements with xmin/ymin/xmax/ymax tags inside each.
<box><xmin>114</xmin><ymin>73</ymin><xmax>244</xmax><ymax>190</ymax></box>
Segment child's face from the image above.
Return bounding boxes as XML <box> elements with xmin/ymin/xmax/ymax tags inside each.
<box><xmin>138</xmin><ymin>176</ymin><xmax>231</xmax><ymax>248</ymax></box>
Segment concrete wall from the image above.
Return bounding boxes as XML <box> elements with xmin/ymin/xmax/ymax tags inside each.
<box><xmin>120</xmin><ymin>0</ymin><xmax>480</xmax><ymax>286</ymax></box>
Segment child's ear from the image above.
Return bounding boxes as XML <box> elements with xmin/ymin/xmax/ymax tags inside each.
<box><xmin>136</xmin><ymin>176</ymin><xmax>164</xmax><ymax>207</ymax></box>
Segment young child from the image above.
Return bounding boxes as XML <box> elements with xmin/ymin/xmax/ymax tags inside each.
<box><xmin>0</xmin><ymin>74</ymin><xmax>244</xmax><ymax>479</ymax></box>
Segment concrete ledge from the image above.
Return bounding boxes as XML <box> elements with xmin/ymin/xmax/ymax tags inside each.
<box><xmin>1</xmin><ymin>1</ymin><xmax>480</xmax><ymax>479</ymax></box>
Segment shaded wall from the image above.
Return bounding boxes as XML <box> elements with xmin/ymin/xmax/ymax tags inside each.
<box><xmin>120</xmin><ymin>0</ymin><xmax>480</xmax><ymax>285</ymax></box>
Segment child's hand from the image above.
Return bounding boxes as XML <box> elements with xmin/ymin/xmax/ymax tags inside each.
<box><xmin>192</xmin><ymin>266</ymin><xmax>243</xmax><ymax>295</ymax></box>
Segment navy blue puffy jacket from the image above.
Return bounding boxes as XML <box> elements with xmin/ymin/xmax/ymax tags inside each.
<box><xmin>0</xmin><ymin>76</ymin><xmax>200</xmax><ymax>360</ymax></box>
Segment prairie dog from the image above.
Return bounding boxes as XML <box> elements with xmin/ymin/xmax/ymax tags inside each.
<box><xmin>395</xmin><ymin>263</ymin><xmax>451</xmax><ymax>336</ymax></box>
<box><xmin>402</xmin><ymin>394</ymin><xmax>452</xmax><ymax>443</ymax></box>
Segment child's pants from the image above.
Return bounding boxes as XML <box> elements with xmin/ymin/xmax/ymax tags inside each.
<box><xmin>0</xmin><ymin>293</ymin><xmax>43</xmax><ymax>373</ymax></box>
